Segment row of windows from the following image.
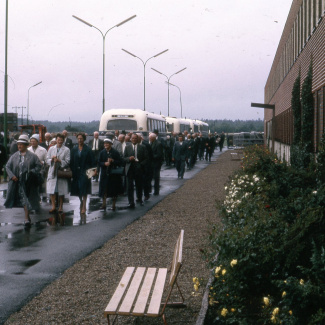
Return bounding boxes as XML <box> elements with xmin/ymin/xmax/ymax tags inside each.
<box><xmin>147</xmin><ymin>118</ymin><xmax>166</xmax><ymax>133</ymax></box>
<box><xmin>266</xmin><ymin>0</ymin><xmax>325</xmax><ymax>102</ymax></box>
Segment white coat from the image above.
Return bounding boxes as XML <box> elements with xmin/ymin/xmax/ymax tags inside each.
<box><xmin>46</xmin><ymin>145</ymin><xmax>70</xmax><ymax>195</ymax></box>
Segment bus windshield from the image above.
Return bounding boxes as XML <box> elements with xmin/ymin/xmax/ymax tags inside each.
<box><xmin>107</xmin><ymin>119</ymin><xmax>137</xmax><ymax>131</ymax></box>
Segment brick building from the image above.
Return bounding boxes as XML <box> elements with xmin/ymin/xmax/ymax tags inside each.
<box><xmin>265</xmin><ymin>0</ymin><xmax>325</xmax><ymax>160</ymax></box>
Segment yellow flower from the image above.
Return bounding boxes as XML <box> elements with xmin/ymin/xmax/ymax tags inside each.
<box><xmin>222</xmin><ymin>269</ymin><xmax>227</xmax><ymax>275</ymax></box>
<box><xmin>221</xmin><ymin>308</ymin><xmax>228</xmax><ymax>317</ymax></box>
<box><xmin>300</xmin><ymin>279</ymin><xmax>304</xmax><ymax>285</ymax></box>
<box><xmin>230</xmin><ymin>259</ymin><xmax>238</xmax><ymax>267</ymax></box>
<box><xmin>270</xmin><ymin>315</ymin><xmax>277</xmax><ymax>324</ymax></box>
<box><xmin>215</xmin><ymin>266</ymin><xmax>222</xmax><ymax>275</ymax></box>
<box><xmin>282</xmin><ymin>291</ymin><xmax>286</xmax><ymax>297</ymax></box>
<box><xmin>193</xmin><ymin>277</ymin><xmax>199</xmax><ymax>284</ymax></box>
<box><xmin>272</xmin><ymin>307</ymin><xmax>279</xmax><ymax>316</ymax></box>
<box><xmin>231</xmin><ymin>308</ymin><xmax>236</xmax><ymax>312</ymax></box>
<box><xmin>289</xmin><ymin>310</ymin><xmax>293</xmax><ymax>315</ymax></box>
<box><xmin>194</xmin><ymin>284</ymin><xmax>199</xmax><ymax>292</ymax></box>
<box><xmin>263</xmin><ymin>297</ymin><xmax>270</xmax><ymax>306</ymax></box>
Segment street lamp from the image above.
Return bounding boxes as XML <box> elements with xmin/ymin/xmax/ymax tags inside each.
<box><xmin>27</xmin><ymin>81</ymin><xmax>42</xmax><ymax>125</ymax></box>
<box><xmin>121</xmin><ymin>48</ymin><xmax>168</xmax><ymax>111</ymax></box>
<box><xmin>166</xmin><ymin>81</ymin><xmax>183</xmax><ymax>118</ymax></box>
<box><xmin>73</xmin><ymin>14</ymin><xmax>136</xmax><ymax>114</ymax></box>
<box><xmin>151</xmin><ymin>67</ymin><xmax>186</xmax><ymax>116</ymax></box>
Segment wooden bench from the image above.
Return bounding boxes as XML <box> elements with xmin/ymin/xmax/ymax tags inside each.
<box><xmin>104</xmin><ymin>230</ymin><xmax>185</xmax><ymax>324</ymax></box>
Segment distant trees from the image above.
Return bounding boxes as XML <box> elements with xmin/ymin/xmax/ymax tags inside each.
<box><xmin>29</xmin><ymin>118</ymin><xmax>264</xmax><ymax>135</ymax></box>
<box><xmin>204</xmin><ymin>119</ymin><xmax>264</xmax><ymax>134</ymax></box>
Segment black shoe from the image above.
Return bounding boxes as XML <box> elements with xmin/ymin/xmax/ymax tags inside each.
<box><xmin>153</xmin><ymin>192</ymin><xmax>159</xmax><ymax>196</ymax></box>
<box><xmin>24</xmin><ymin>221</ymin><xmax>31</xmax><ymax>229</ymax></box>
<box><xmin>127</xmin><ymin>203</ymin><xmax>135</xmax><ymax>209</ymax></box>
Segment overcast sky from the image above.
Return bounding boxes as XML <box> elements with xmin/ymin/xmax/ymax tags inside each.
<box><xmin>0</xmin><ymin>0</ymin><xmax>293</xmax><ymax>123</ymax></box>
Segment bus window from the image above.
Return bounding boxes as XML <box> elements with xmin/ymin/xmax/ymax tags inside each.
<box><xmin>107</xmin><ymin>119</ymin><xmax>137</xmax><ymax>131</ymax></box>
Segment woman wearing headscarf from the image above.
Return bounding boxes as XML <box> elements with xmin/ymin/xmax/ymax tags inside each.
<box><xmin>4</xmin><ymin>134</ymin><xmax>42</xmax><ymax>228</ymax></box>
<box><xmin>70</xmin><ymin>132</ymin><xmax>96</xmax><ymax>214</ymax></box>
<box><xmin>46</xmin><ymin>133</ymin><xmax>70</xmax><ymax>213</ymax></box>
<box><xmin>98</xmin><ymin>138</ymin><xmax>124</xmax><ymax>211</ymax></box>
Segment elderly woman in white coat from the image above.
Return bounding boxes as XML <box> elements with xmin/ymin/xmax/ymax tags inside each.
<box><xmin>46</xmin><ymin>133</ymin><xmax>70</xmax><ymax>213</ymax></box>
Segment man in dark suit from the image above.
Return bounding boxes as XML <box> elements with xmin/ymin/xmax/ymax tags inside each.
<box><xmin>40</xmin><ymin>132</ymin><xmax>52</xmax><ymax>151</ymax></box>
<box><xmin>124</xmin><ymin>133</ymin><xmax>148</xmax><ymax>208</ymax></box>
<box><xmin>205</xmin><ymin>133</ymin><xmax>215</xmax><ymax>162</ymax></box>
<box><xmin>186</xmin><ymin>134</ymin><xmax>195</xmax><ymax>170</ymax></box>
<box><xmin>172</xmin><ymin>133</ymin><xmax>188</xmax><ymax>179</ymax></box>
<box><xmin>140</xmin><ymin>134</ymin><xmax>153</xmax><ymax>200</ymax></box>
<box><xmin>88</xmin><ymin>131</ymin><xmax>104</xmax><ymax>181</ymax></box>
<box><xmin>164</xmin><ymin>134</ymin><xmax>174</xmax><ymax>166</ymax></box>
<box><xmin>62</xmin><ymin>130</ymin><xmax>73</xmax><ymax>151</ymax></box>
<box><xmin>149</xmin><ymin>133</ymin><xmax>164</xmax><ymax>196</ymax></box>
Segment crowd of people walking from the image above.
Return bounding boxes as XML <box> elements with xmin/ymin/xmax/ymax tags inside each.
<box><xmin>0</xmin><ymin>129</ymin><xmax>225</xmax><ymax>228</ymax></box>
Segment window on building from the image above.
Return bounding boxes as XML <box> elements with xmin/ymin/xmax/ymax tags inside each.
<box><xmin>317</xmin><ymin>89</ymin><xmax>323</xmax><ymax>147</ymax></box>
<box><xmin>299</xmin><ymin>6</ymin><xmax>303</xmax><ymax>50</ymax></box>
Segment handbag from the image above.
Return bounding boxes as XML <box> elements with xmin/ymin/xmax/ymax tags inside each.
<box><xmin>109</xmin><ymin>166</ymin><xmax>124</xmax><ymax>175</ymax></box>
<box><xmin>57</xmin><ymin>166</ymin><xmax>72</xmax><ymax>179</ymax></box>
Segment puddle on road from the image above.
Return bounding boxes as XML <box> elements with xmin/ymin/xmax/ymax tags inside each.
<box><xmin>9</xmin><ymin>259</ymin><xmax>41</xmax><ymax>275</ymax></box>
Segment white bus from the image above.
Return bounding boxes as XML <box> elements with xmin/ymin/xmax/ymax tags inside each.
<box><xmin>99</xmin><ymin>108</ymin><xmax>166</xmax><ymax>137</ymax></box>
<box><xmin>196</xmin><ymin>120</ymin><xmax>209</xmax><ymax>135</ymax></box>
<box><xmin>163</xmin><ymin>116</ymin><xmax>192</xmax><ymax>134</ymax></box>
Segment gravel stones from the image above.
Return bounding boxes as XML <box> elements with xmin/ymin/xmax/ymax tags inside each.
<box><xmin>5</xmin><ymin>151</ymin><xmax>240</xmax><ymax>325</ymax></box>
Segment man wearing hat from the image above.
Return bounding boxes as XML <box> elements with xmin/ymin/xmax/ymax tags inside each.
<box><xmin>4</xmin><ymin>134</ymin><xmax>42</xmax><ymax>228</ymax></box>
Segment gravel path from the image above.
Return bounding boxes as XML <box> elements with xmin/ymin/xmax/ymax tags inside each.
<box><xmin>5</xmin><ymin>151</ymin><xmax>240</xmax><ymax>325</ymax></box>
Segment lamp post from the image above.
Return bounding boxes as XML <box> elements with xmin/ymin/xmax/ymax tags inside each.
<box><xmin>121</xmin><ymin>49</ymin><xmax>168</xmax><ymax>111</ymax></box>
<box><xmin>166</xmin><ymin>81</ymin><xmax>183</xmax><ymax>118</ymax></box>
<box><xmin>3</xmin><ymin>0</ymin><xmax>9</xmax><ymax>180</ymax></box>
<box><xmin>27</xmin><ymin>81</ymin><xmax>42</xmax><ymax>125</ymax></box>
<box><xmin>151</xmin><ymin>67</ymin><xmax>186</xmax><ymax>116</ymax></box>
<box><xmin>73</xmin><ymin>14</ymin><xmax>136</xmax><ymax>114</ymax></box>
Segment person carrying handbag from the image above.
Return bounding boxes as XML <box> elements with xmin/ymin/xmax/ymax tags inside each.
<box><xmin>46</xmin><ymin>133</ymin><xmax>71</xmax><ymax>213</ymax></box>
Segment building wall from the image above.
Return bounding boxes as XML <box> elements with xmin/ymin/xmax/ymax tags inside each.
<box><xmin>264</xmin><ymin>0</ymin><xmax>325</xmax><ymax>152</ymax></box>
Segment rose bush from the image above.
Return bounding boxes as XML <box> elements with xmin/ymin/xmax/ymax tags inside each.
<box><xmin>205</xmin><ymin>145</ymin><xmax>325</xmax><ymax>324</ymax></box>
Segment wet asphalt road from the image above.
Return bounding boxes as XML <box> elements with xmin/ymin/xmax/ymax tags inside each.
<box><xmin>0</xmin><ymin>151</ymin><xmax>225</xmax><ymax>324</ymax></box>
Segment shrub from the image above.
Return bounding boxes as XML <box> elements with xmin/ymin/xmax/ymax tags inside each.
<box><xmin>205</xmin><ymin>145</ymin><xmax>325</xmax><ymax>324</ymax></box>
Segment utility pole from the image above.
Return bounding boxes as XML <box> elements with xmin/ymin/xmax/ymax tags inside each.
<box><xmin>13</xmin><ymin>106</ymin><xmax>26</xmax><ymax>125</ymax></box>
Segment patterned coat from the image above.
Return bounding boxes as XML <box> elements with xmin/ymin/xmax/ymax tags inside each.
<box><xmin>5</xmin><ymin>150</ymin><xmax>41</xmax><ymax>209</ymax></box>
<box><xmin>46</xmin><ymin>145</ymin><xmax>71</xmax><ymax>195</ymax></box>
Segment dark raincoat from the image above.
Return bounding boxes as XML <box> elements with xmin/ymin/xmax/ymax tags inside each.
<box><xmin>70</xmin><ymin>145</ymin><xmax>96</xmax><ymax>197</ymax></box>
<box><xmin>98</xmin><ymin>147</ymin><xmax>124</xmax><ymax>198</ymax></box>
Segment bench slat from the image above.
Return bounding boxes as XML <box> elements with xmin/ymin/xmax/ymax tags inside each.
<box><xmin>132</xmin><ymin>268</ymin><xmax>156</xmax><ymax>316</ymax></box>
<box><xmin>118</xmin><ymin>267</ymin><xmax>146</xmax><ymax>315</ymax></box>
<box><xmin>104</xmin><ymin>267</ymin><xmax>135</xmax><ymax>315</ymax></box>
<box><xmin>147</xmin><ymin>268</ymin><xmax>168</xmax><ymax>316</ymax></box>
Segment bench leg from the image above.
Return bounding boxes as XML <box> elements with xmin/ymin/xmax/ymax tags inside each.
<box><xmin>107</xmin><ymin>314</ymin><xmax>118</xmax><ymax>325</ymax></box>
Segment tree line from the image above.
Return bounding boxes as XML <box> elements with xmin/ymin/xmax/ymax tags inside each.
<box><xmin>22</xmin><ymin>118</ymin><xmax>264</xmax><ymax>135</ymax></box>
